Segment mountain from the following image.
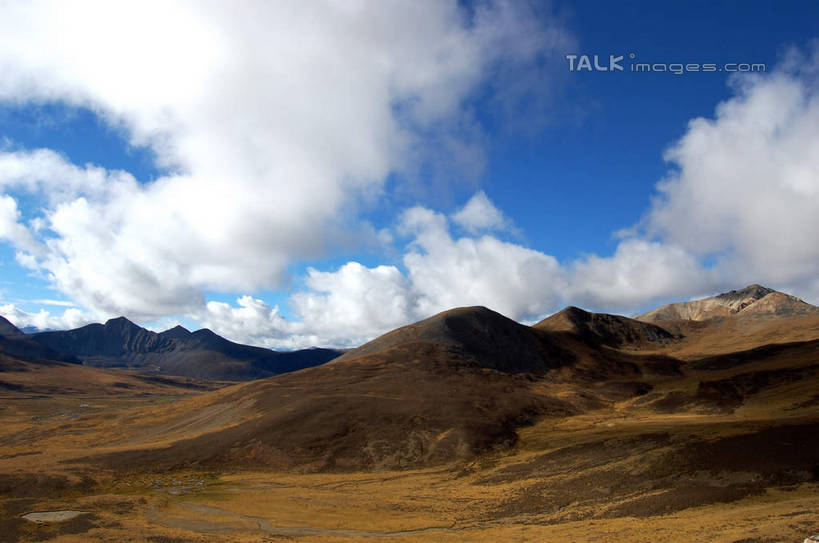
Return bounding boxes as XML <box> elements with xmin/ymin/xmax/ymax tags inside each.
<box><xmin>0</xmin><ymin>316</ymin><xmax>23</xmax><ymax>337</ymax></box>
<box><xmin>637</xmin><ymin>284</ymin><xmax>818</xmax><ymax>323</ymax></box>
<box><xmin>91</xmin><ymin>306</ymin><xmax>676</xmax><ymax>471</ymax></box>
<box><xmin>535</xmin><ymin>306</ymin><xmax>679</xmax><ymax>349</ymax></box>
<box><xmin>332</xmin><ymin>306</ymin><xmax>573</xmax><ymax>373</ymax></box>
<box><xmin>0</xmin><ymin>315</ymin><xmax>81</xmax><ymax>364</ymax></box>
<box><xmin>0</xmin><ymin>316</ymin><xmax>341</xmax><ymax>380</ymax></box>
<box><xmin>158</xmin><ymin>324</ymin><xmax>191</xmax><ymax>340</ymax></box>
<box><xmin>31</xmin><ymin>317</ymin><xmax>174</xmax><ymax>359</ymax></box>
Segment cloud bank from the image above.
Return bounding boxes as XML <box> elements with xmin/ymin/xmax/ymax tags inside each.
<box><xmin>0</xmin><ymin>0</ymin><xmax>570</xmax><ymax>321</ymax></box>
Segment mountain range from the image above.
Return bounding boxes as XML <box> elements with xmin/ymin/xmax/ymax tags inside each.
<box><xmin>0</xmin><ymin>315</ymin><xmax>341</xmax><ymax>380</ymax></box>
<box><xmin>80</xmin><ymin>284</ymin><xmax>819</xmax><ymax>475</ymax></box>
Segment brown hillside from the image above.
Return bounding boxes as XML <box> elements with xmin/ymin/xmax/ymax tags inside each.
<box><xmin>535</xmin><ymin>306</ymin><xmax>679</xmax><ymax>350</ymax></box>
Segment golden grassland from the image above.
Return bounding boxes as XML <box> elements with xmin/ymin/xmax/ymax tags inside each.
<box><xmin>1</xmin><ymin>384</ymin><xmax>816</xmax><ymax>542</ymax></box>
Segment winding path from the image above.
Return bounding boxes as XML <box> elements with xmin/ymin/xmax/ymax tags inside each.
<box><xmin>147</xmin><ymin>502</ymin><xmax>461</xmax><ymax>538</ymax></box>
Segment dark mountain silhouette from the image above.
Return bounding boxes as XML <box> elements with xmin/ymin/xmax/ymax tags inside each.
<box><xmin>0</xmin><ymin>315</ymin><xmax>341</xmax><ymax>380</ymax></box>
<box><xmin>0</xmin><ymin>316</ymin><xmax>80</xmax><ymax>364</ymax></box>
<box><xmin>0</xmin><ymin>316</ymin><xmax>23</xmax><ymax>337</ymax></box>
<box><xmin>0</xmin><ymin>334</ymin><xmax>81</xmax><ymax>366</ymax></box>
<box><xmin>158</xmin><ymin>325</ymin><xmax>191</xmax><ymax>340</ymax></box>
<box><xmin>31</xmin><ymin>317</ymin><xmax>174</xmax><ymax>358</ymax></box>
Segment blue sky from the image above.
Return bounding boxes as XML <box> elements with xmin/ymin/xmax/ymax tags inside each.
<box><xmin>1</xmin><ymin>1</ymin><xmax>818</xmax><ymax>348</ymax></box>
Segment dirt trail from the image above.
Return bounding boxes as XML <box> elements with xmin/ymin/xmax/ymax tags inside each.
<box><xmin>147</xmin><ymin>502</ymin><xmax>461</xmax><ymax>538</ymax></box>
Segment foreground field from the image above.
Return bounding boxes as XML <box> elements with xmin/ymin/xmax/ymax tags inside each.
<box><xmin>1</xmin><ymin>388</ymin><xmax>816</xmax><ymax>542</ymax></box>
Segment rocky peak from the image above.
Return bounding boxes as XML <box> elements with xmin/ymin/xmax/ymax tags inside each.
<box><xmin>638</xmin><ymin>284</ymin><xmax>817</xmax><ymax>323</ymax></box>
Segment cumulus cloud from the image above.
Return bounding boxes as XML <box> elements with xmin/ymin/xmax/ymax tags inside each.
<box><xmin>199</xmin><ymin>265</ymin><xmax>419</xmax><ymax>349</ymax></box>
<box><xmin>201</xmin><ymin>200</ymin><xmax>569</xmax><ymax>348</ymax></box>
<box><xmin>0</xmin><ymin>1</ymin><xmax>571</xmax><ymax>321</ymax></box>
<box><xmin>451</xmin><ymin>190</ymin><xmax>513</xmax><ymax>233</ymax></box>
<box><xmin>0</xmin><ymin>195</ymin><xmax>39</xmax><ymax>253</ymax></box>
<box><xmin>291</xmin><ymin>263</ymin><xmax>418</xmax><ymax>344</ymax></box>
<box><xmin>644</xmin><ymin>46</ymin><xmax>819</xmax><ymax>301</ymax></box>
<box><xmin>568</xmin><ymin>239</ymin><xmax>713</xmax><ymax>312</ymax></box>
<box><xmin>401</xmin><ymin>205</ymin><xmax>565</xmax><ymax>319</ymax></box>
<box><xmin>6</xmin><ymin>186</ymin><xmax>710</xmax><ymax>347</ymax></box>
<box><xmin>199</xmin><ymin>295</ymin><xmax>295</xmax><ymax>345</ymax></box>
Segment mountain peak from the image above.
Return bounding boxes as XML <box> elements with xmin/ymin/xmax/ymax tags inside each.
<box><xmin>638</xmin><ymin>284</ymin><xmax>817</xmax><ymax>323</ymax></box>
<box><xmin>334</xmin><ymin>305</ymin><xmax>567</xmax><ymax>374</ymax></box>
<box><xmin>159</xmin><ymin>324</ymin><xmax>191</xmax><ymax>340</ymax></box>
<box><xmin>536</xmin><ymin>306</ymin><xmax>677</xmax><ymax>348</ymax></box>
<box><xmin>715</xmin><ymin>284</ymin><xmax>774</xmax><ymax>302</ymax></box>
<box><xmin>104</xmin><ymin>316</ymin><xmax>141</xmax><ymax>330</ymax></box>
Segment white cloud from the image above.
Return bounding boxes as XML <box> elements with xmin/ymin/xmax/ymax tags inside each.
<box><xmin>199</xmin><ymin>296</ymin><xmax>295</xmax><ymax>345</ymax></box>
<box><xmin>29</xmin><ymin>299</ymin><xmax>76</xmax><ymax>307</ymax></box>
<box><xmin>200</xmin><ymin>265</ymin><xmax>419</xmax><ymax>349</ymax></box>
<box><xmin>5</xmin><ymin>189</ymin><xmax>711</xmax><ymax>347</ymax></box>
<box><xmin>0</xmin><ymin>195</ymin><xmax>39</xmax><ymax>253</ymax></box>
<box><xmin>0</xmin><ymin>148</ymin><xmax>136</xmax><ymax>204</ymax></box>
<box><xmin>644</xmin><ymin>46</ymin><xmax>819</xmax><ymax>302</ymax></box>
<box><xmin>291</xmin><ymin>263</ymin><xmax>418</xmax><ymax>344</ymax></box>
<box><xmin>568</xmin><ymin>239</ymin><xmax>713</xmax><ymax>312</ymax></box>
<box><xmin>0</xmin><ymin>1</ymin><xmax>571</xmax><ymax>321</ymax></box>
<box><xmin>197</xmin><ymin>198</ymin><xmax>563</xmax><ymax>348</ymax></box>
<box><xmin>451</xmin><ymin>190</ymin><xmax>512</xmax><ymax>233</ymax></box>
<box><xmin>400</xmin><ymin>205</ymin><xmax>565</xmax><ymax>319</ymax></box>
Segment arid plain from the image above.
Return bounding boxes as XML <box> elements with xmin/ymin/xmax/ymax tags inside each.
<box><xmin>1</xmin><ymin>285</ymin><xmax>817</xmax><ymax>542</ymax></box>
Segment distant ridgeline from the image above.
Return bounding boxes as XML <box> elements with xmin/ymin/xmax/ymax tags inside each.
<box><xmin>0</xmin><ymin>315</ymin><xmax>341</xmax><ymax>380</ymax></box>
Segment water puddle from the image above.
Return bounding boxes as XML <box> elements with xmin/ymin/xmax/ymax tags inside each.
<box><xmin>22</xmin><ymin>510</ymin><xmax>88</xmax><ymax>523</ymax></box>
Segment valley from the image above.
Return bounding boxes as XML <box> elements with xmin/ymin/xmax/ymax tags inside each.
<box><xmin>0</xmin><ymin>285</ymin><xmax>817</xmax><ymax>542</ymax></box>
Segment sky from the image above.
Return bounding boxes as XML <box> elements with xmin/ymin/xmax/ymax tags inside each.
<box><xmin>1</xmin><ymin>1</ymin><xmax>818</xmax><ymax>349</ymax></box>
